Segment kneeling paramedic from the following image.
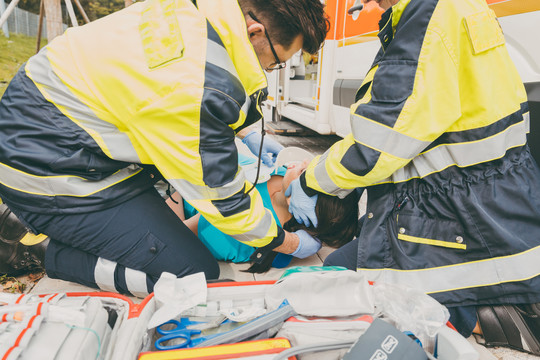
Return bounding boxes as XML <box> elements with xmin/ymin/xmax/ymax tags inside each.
<box><xmin>0</xmin><ymin>0</ymin><xmax>329</xmax><ymax>297</ymax></box>
<box><xmin>286</xmin><ymin>0</ymin><xmax>540</xmax><ymax>346</ymax></box>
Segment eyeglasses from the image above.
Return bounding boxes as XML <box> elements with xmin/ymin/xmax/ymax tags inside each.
<box><xmin>248</xmin><ymin>11</ymin><xmax>287</xmax><ymax>71</ymax></box>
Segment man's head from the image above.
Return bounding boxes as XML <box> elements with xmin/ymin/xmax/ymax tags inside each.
<box><xmin>239</xmin><ymin>0</ymin><xmax>330</xmax><ymax>71</ymax></box>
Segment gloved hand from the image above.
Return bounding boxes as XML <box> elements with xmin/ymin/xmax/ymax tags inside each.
<box><xmin>242</xmin><ymin>131</ymin><xmax>284</xmax><ymax>167</ymax></box>
<box><xmin>285</xmin><ymin>177</ymin><xmax>318</xmax><ymax>227</ymax></box>
<box><xmin>291</xmin><ymin>230</ymin><xmax>321</xmax><ymax>259</ymax></box>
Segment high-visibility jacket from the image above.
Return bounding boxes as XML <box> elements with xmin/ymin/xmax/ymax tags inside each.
<box><xmin>0</xmin><ymin>0</ymin><xmax>284</xmax><ymax>248</ymax></box>
<box><xmin>302</xmin><ymin>0</ymin><xmax>540</xmax><ymax>306</ymax></box>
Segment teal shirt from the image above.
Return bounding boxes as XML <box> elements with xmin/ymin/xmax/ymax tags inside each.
<box><xmin>183</xmin><ymin>156</ymin><xmax>291</xmax><ymax>266</ymax></box>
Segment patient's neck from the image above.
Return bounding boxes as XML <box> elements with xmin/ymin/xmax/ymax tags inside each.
<box><xmin>266</xmin><ymin>176</ymin><xmax>293</xmax><ymax>226</ymax></box>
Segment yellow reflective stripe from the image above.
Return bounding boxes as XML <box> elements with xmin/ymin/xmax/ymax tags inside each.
<box><xmin>25</xmin><ymin>50</ymin><xmax>141</xmax><ymax>163</ymax></box>
<box><xmin>398</xmin><ymin>234</ymin><xmax>467</xmax><ymax>250</ymax></box>
<box><xmin>387</xmin><ymin>119</ymin><xmax>527</xmax><ymax>183</ymax></box>
<box><xmin>0</xmin><ymin>162</ymin><xmax>143</xmax><ymax>197</ymax></box>
<box><xmin>207</xmin><ymin>39</ymin><xmax>240</xmax><ymax>79</ymax></box>
<box><xmin>206</xmin><ymin>38</ymin><xmax>251</xmax><ymax>129</ymax></box>
<box><xmin>312</xmin><ymin>151</ymin><xmax>355</xmax><ymax>198</ymax></box>
<box><xmin>174</xmin><ymin>176</ymin><xmax>276</xmax><ymax>246</ymax></box>
<box><xmin>357</xmin><ymin>244</ymin><xmax>540</xmax><ymax>295</ymax></box>
<box><xmin>229</xmin><ymin>208</ymin><xmax>275</xmax><ymax>246</ymax></box>
<box><xmin>169</xmin><ymin>173</ymin><xmax>246</xmax><ymax>202</ymax></box>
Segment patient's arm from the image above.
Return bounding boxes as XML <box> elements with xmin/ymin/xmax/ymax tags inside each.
<box><xmin>165</xmin><ymin>192</ymin><xmax>185</xmax><ymax>219</ymax></box>
<box><xmin>165</xmin><ymin>192</ymin><xmax>199</xmax><ymax>235</ymax></box>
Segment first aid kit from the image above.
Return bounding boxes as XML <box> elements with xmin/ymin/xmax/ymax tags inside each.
<box><xmin>0</xmin><ymin>269</ymin><xmax>479</xmax><ymax>360</ymax></box>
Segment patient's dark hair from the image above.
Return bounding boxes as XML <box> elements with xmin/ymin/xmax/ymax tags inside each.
<box><xmin>283</xmin><ymin>190</ymin><xmax>360</xmax><ymax>248</ymax></box>
<box><xmin>246</xmin><ymin>190</ymin><xmax>360</xmax><ymax>273</ymax></box>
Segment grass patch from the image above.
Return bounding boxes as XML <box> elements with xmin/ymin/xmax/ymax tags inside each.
<box><xmin>1</xmin><ymin>273</ymin><xmax>27</xmax><ymax>293</ymax></box>
<box><xmin>0</xmin><ymin>34</ymin><xmax>46</xmax><ymax>98</ymax></box>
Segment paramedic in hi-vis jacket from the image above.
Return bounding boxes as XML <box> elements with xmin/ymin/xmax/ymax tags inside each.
<box><xmin>0</xmin><ymin>0</ymin><xmax>329</xmax><ymax>297</ymax></box>
<box><xmin>286</xmin><ymin>0</ymin><xmax>540</xmax><ymax>343</ymax></box>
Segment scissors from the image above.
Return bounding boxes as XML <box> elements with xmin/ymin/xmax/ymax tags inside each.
<box><xmin>154</xmin><ymin>317</ymin><xmax>223</xmax><ymax>351</ymax></box>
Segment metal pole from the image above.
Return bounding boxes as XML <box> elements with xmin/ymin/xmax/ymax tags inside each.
<box><xmin>0</xmin><ymin>0</ymin><xmax>20</xmax><ymax>30</ymax></box>
<box><xmin>36</xmin><ymin>0</ymin><xmax>44</xmax><ymax>53</ymax></box>
<box><xmin>0</xmin><ymin>0</ymin><xmax>9</xmax><ymax>37</ymax></box>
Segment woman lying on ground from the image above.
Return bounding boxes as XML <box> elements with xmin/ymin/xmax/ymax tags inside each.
<box><xmin>166</xmin><ymin>156</ymin><xmax>361</xmax><ymax>273</ymax></box>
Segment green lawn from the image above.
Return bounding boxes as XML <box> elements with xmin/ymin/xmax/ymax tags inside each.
<box><xmin>0</xmin><ymin>34</ymin><xmax>45</xmax><ymax>98</ymax></box>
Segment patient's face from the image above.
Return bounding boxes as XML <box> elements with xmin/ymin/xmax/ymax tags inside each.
<box><xmin>282</xmin><ymin>160</ymin><xmax>310</xmax><ymax>195</ymax></box>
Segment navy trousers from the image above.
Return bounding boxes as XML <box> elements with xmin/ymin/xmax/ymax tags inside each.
<box><xmin>10</xmin><ymin>188</ymin><xmax>219</xmax><ymax>297</ymax></box>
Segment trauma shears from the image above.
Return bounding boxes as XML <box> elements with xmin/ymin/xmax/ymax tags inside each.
<box><xmin>154</xmin><ymin>317</ymin><xmax>224</xmax><ymax>350</ymax></box>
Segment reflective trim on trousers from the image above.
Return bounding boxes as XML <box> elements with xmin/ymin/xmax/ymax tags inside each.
<box><xmin>94</xmin><ymin>257</ymin><xmax>116</xmax><ymax>293</ymax></box>
<box><xmin>357</xmin><ymin>244</ymin><xmax>540</xmax><ymax>295</ymax></box>
<box><xmin>124</xmin><ymin>267</ymin><xmax>149</xmax><ymax>298</ymax></box>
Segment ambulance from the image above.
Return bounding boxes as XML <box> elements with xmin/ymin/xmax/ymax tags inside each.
<box><xmin>262</xmin><ymin>0</ymin><xmax>540</xmax><ymax>164</ymax></box>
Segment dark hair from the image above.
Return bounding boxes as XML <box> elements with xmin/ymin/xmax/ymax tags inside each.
<box><xmin>246</xmin><ymin>190</ymin><xmax>360</xmax><ymax>273</ymax></box>
<box><xmin>238</xmin><ymin>0</ymin><xmax>330</xmax><ymax>54</ymax></box>
<box><xmin>283</xmin><ymin>190</ymin><xmax>360</xmax><ymax>248</ymax></box>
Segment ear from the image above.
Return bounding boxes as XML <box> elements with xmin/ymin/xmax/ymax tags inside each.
<box><xmin>246</xmin><ymin>22</ymin><xmax>265</xmax><ymax>39</ymax></box>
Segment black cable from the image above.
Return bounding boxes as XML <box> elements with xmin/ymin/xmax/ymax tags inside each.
<box><xmin>245</xmin><ymin>115</ymin><xmax>266</xmax><ymax>195</ymax></box>
<box><xmin>166</xmin><ymin>183</ymin><xmax>178</xmax><ymax>204</ymax></box>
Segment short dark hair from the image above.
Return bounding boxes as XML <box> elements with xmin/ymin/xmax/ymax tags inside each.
<box><xmin>238</xmin><ymin>0</ymin><xmax>330</xmax><ymax>54</ymax></box>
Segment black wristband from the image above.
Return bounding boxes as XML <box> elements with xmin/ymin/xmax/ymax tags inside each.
<box><xmin>249</xmin><ymin>227</ymin><xmax>285</xmax><ymax>264</ymax></box>
<box><xmin>299</xmin><ymin>172</ymin><xmax>319</xmax><ymax>197</ymax></box>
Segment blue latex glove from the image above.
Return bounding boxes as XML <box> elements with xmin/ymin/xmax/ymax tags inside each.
<box><xmin>242</xmin><ymin>131</ymin><xmax>284</xmax><ymax>167</ymax></box>
<box><xmin>291</xmin><ymin>230</ymin><xmax>322</xmax><ymax>259</ymax></box>
<box><xmin>285</xmin><ymin>177</ymin><xmax>318</xmax><ymax>227</ymax></box>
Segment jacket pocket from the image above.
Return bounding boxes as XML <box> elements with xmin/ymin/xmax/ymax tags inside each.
<box><xmin>371</xmin><ymin>60</ymin><xmax>417</xmax><ymax>103</ymax></box>
<box><xmin>463</xmin><ymin>10</ymin><xmax>505</xmax><ymax>55</ymax></box>
<box><xmin>117</xmin><ymin>231</ymin><xmax>165</xmax><ymax>270</ymax></box>
<box><xmin>395</xmin><ymin>213</ymin><xmax>467</xmax><ymax>250</ymax></box>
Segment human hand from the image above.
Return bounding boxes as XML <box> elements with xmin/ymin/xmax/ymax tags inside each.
<box><xmin>242</xmin><ymin>131</ymin><xmax>284</xmax><ymax>167</ymax></box>
<box><xmin>285</xmin><ymin>177</ymin><xmax>318</xmax><ymax>227</ymax></box>
<box><xmin>291</xmin><ymin>230</ymin><xmax>321</xmax><ymax>258</ymax></box>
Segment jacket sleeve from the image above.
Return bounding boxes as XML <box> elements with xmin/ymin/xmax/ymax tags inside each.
<box><xmin>134</xmin><ymin>88</ymin><xmax>283</xmax><ymax>249</ymax></box>
<box><xmin>303</xmin><ymin>24</ymin><xmax>461</xmax><ymax>197</ymax></box>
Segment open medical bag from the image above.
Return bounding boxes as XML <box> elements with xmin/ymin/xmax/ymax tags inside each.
<box><xmin>0</xmin><ymin>269</ymin><xmax>479</xmax><ymax>359</ymax></box>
